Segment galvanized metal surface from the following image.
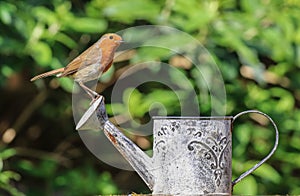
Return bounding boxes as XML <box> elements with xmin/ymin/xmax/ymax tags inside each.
<box><xmin>152</xmin><ymin>117</ymin><xmax>232</xmax><ymax>195</ymax></box>
<box><xmin>104</xmin><ymin>120</ymin><xmax>155</xmax><ymax>190</ymax></box>
<box><xmin>76</xmin><ymin>96</ymin><xmax>279</xmax><ymax>195</ymax></box>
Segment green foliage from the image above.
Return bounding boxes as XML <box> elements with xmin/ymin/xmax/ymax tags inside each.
<box><xmin>54</xmin><ymin>169</ymin><xmax>118</xmax><ymax>196</ymax></box>
<box><xmin>14</xmin><ymin>159</ymin><xmax>118</xmax><ymax>195</ymax></box>
<box><xmin>1</xmin><ymin>0</ymin><xmax>300</xmax><ymax>195</ymax></box>
<box><xmin>102</xmin><ymin>0</ymin><xmax>161</xmax><ymax>23</ymax></box>
<box><xmin>0</xmin><ymin>149</ymin><xmax>24</xmax><ymax>196</ymax></box>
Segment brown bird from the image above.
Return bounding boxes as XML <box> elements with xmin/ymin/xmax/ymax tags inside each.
<box><xmin>31</xmin><ymin>33</ymin><xmax>123</xmax><ymax>102</ymax></box>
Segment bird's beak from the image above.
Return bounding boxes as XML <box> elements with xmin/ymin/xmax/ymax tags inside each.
<box><xmin>116</xmin><ymin>40</ymin><xmax>125</xmax><ymax>43</ymax></box>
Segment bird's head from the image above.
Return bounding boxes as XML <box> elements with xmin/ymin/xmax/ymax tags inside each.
<box><xmin>102</xmin><ymin>33</ymin><xmax>124</xmax><ymax>47</ymax></box>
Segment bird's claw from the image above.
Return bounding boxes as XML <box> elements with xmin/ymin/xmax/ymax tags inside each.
<box><xmin>89</xmin><ymin>94</ymin><xmax>101</xmax><ymax>105</ymax></box>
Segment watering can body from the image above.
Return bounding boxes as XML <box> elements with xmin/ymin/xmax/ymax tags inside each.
<box><xmin>76</xmin><ymin>97</ymin><xmax>279</xmax><ymax>195</ymax></box>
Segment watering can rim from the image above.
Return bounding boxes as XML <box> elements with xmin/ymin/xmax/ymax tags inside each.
<box><xmin>152</xmin><ymin>116</ymin><xmax>234</xmax><ymax>120</ymax></box>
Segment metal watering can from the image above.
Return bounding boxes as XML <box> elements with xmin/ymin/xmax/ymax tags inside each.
<box><xmin>77</xmin><ymin>97</ymin><xmax>279</xmax><ymax>195</ymax></box>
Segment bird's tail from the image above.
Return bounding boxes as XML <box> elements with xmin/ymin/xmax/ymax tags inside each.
<box><xmin>30</xmin><ymin>68</ymin><xmax>65</xmax><ymax>81</ymax></box>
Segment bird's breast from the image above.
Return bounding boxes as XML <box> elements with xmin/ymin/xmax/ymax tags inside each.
<box><xmin>100</xmin><ymin>46</ymin><xmax>115</xmax><ymax>67</ymax></box>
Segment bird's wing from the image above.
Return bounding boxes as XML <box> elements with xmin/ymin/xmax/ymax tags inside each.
<box><xmin>60</xmin><ymin>42</ymin><xmax>102</xmax><ymax>77</ymax></box>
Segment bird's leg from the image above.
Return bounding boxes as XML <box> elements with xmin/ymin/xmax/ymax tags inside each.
<box><xmin>78</xmin><ymin>81</ymin><xmax>100</xmax><ymax>104</ymax></box>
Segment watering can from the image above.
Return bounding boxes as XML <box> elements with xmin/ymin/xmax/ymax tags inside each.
<box><xmin>76</xmin><ymin>96</ymin><xmax>279</xmax><ymax>195</ymax></box>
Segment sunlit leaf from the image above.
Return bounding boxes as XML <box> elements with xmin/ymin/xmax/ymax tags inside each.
<box><xmin>1</xmin><ymin>65</ymin><xmax>14</xmax><ymax>77</ymax></box>
<box><xmin>30</xmin><ymin>41</ymin><xmax>52</xmax><ymax>66</ymax></box>
<box><xmin>0</xmin><ymin>148</ymin><xmax>16</xmax><ymax>160</ymax></box>
<box><xmin>0</xmin><ymin>2</ymin><xmax>16</xmax><ymax>24</ymax></box>
<box><xmin>233</xmin><ymin>175</ymin><xmax>257</xmax><ymax>195</ymax></box>
<box><xmin>32</xmin><ymin>6</ymin><xmax>57</xmax><ymax>24</ymax></box>
<box><xmin>58</xmin><ymin>77</ymin><xmax>74</xmax><ymax>93</ymax></box>
<box><xmin>66</xmin><ymin>17</ymin><xmax>107</xmax><ymax>33</ymax></box>
<box><xmin>103</xmin><ymin>0</ymin><xmax>160</xmax><ymax>23</ymax></box>
<box><xmin>244</xmin><ymin>161</ymin><xmax>281</xmax><ymax>184</ymax></box>
<box><xmin>0</xmin><ymin>171</ymin><xmax>21</xmax><ymax>183</ymax></box>
<box><xmin>54</xmin><ymin>32</ymin><xmax>77</xmax><ymax>49</ymax></box>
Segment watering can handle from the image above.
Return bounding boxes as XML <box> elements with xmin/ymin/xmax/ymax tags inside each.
<box><xmin>231</xmin><ymin>110</ymin><xmax>279</xmax><ymax>187</ymax></box>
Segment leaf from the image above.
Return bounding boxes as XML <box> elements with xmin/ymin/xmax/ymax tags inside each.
<box><xmin>66</xmin><ymin>17</ymin><xmax>107</xmax><ymax>33</ymax></box>
<box><xmin>0</xmin><ymin>170</ymin><xmax>21</xmax><ymax>184</ymax></box>
<box><xmin>54</xmin><ymin>32</ymin><xmax>77</xmax><ymax>49</ymax></box>
<box><xmin>0</xmin><ymin>2</ymin><xmax>16</xmax><ymax>24</ymax></box>
<box><xmin>1</xmin><ymin>65</ymin><xmax>14</xmax><ymax>77</ymax></box>
<box><xmin>232</xmin><ymin>123</ymin><xmax>251</xmax><ymax>157</ymax></box>
<box><xmin>124</xmin><ymin>88</ymin><xmax>146</xmax><ymax>118</ymax></box>
<box><xmin>171</xmin><ymin>0</ymin><xmax>218</xmax><ymax>31</ymax></box>
<box><xmin>103</xmin><ymin>0</ymin><xmax>160</xmax><ymax>23</ymax></box>
<box><xmin>107</xmin><ymin>103</ymin><xmax>127</xmax><ymax>115</ymax></box>
<box><xmin>97</xmin><ymin>172</ymin><xmax>118</xmax><ymax>194</ymax></box>
<box><xmin>233</xmin><ymin>175</ymin><xmax>258</xmax><ymax>195</ymax></box>
<box><xmin>30</xmin><ymin>41</ymin><xmax>52</xmax><ymax>66</ymax></box>
<box><xmin>32</xmin><ymin>6</ymin><xmax>57</xmax><ymax>24</ymax></box>
<box><xmin>0</xmin><ymin>148</ymin><xmax>16</xmax><ymax>160</ymax></box>
<box><xmin>250</xmin><ymin>162</ymin><xmax>281</xmax><ymax>184</ymax></box>
<box><xmin>58</xmin><ymin>77</ymin><xmax>74</xmax><ymax>93</ymax></box>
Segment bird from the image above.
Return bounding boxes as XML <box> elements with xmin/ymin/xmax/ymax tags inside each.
<box><xmin>30</xmin><ymin>33</ymin><xmax>123</xmax><ymax>103</ymax></box>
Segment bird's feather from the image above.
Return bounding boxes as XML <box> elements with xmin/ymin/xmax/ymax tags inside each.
<box><xmin>30</xmin><ymin>68</ymin><xmax>64</xmax><ymax>81</ymax></box>
<box><xmin>60</xmin><ymin>40</ymin><xmax>103</xmax><ymax>77</ymax></box>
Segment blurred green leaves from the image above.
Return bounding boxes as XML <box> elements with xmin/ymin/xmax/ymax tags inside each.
<box><xmin>233</xmin><ymin>175</ymin><xmax>257</xmax><ymax>195</ymax></box>
<box><xmin>171</xmin><ymin>0</ymin><xmax>218</xmax><ymax>31</ymax></box>
<box><xmin>66</xmin><ymin>17</ymin><xmax>107</xmax><ymax>33</ymax></box>
<box><xmin>1</xmin><ymin>0</ymin><xmax>300</xmax><ymax>195</ymax></box>
<box><xmin>15</xmin><ymin>158</ymin><xmax>118</xmax><ymax>196</ymax></box>
<box><xmin>29</xmin><ymin>41</ymin><xmax>52</xmax><ymax>66</ymax></box>
<box><xmin>0</xmin><ymin>149</ymin><xmax>24</xmax><ymax>196</ymax></box>
<box><xmin>108</xmin><ymin>87</ymin><xmax>180</xmax><ymax>127</ymax></box>
<box><xmin>54</xmin><ymin>169</ymin><xmax>118</xmax><ymax>196</ymax></box>
<box><xmin>0</xmin><ymin>2</ymin><xmax>16</xmax><ymax>25</ymax></box>
<box><xmin>103</xmin><ymin>0</ymin><xmax>160</xmax><ymax>23</ymax></box>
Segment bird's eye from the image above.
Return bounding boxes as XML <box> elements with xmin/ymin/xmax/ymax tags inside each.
<box><xmin>109</xmin><ymin>35</ymin><xmax>114</xmax><ymax>39</ymax></box>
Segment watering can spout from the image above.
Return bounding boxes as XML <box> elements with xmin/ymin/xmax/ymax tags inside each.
<box><xmin>76</xmin><ymin>96</ymin><xmax>155</xmax><ymax>190</ymax></box>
